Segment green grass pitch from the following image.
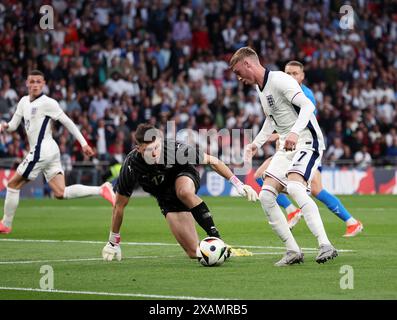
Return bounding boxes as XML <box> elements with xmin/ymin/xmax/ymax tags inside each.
<box><xmin>0</xmin><ymin>195</ymin><xmax>396</xmax><ymax>300</ymax></box>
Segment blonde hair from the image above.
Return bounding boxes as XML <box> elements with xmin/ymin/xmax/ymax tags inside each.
<box><xmin>285</xmin><ymin>60</ymin><xmax>304</xmax><ymax>71</ymax></box>
<box><xmin>229</xmin><ymin>47</ymin><xmax>259</xmax><ymax>68</ymax></box>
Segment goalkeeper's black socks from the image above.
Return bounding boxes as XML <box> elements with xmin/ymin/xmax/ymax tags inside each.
<box><xmin>190</xmin><ymin>201</ymin><xmax>221</xmax><ymax>238</ymax></box>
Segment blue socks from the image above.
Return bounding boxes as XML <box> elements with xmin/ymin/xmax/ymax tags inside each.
<box><xmin>276</xmin><ymin>193</ymin><xmax>293</xmax><ymax>209</ymax></box>
<box><xmin>315</xmin><ymin>189</ymin><xmax>352</xmax><ymax>222</ymax></box>
<box><xmin>255</xmin><ymin>178</ymin><xmax>263</xmax><ymax>187</ymax></box>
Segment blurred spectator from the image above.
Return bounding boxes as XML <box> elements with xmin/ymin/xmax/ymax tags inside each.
<box><xmin>222</xmin><ymin>21</ymin><xmax>237</xmax><ymax>52</ymax></box>
<box><xmin>89</xmin><ymin>91</ymin><xmax>110</xmax><ymax>119</ymax></box>
<box><xmin>188</xmin><ymin>60</ymin><xmax>205</xmax><ymax>82</ymax></box>
<box><xmin>340</xmin><ymin>145</ymin><xmax>353</xmax><ymax>163</ymax></box>
<box><xmin>96</xmin><ymin>119</ymin><xmax>108</xmax><ymax>161</ymax></box>
<box><xmin>60</xmin><ymin>144</ymin><xmax>73</xmax><ymax>173</ymax></box>
<box><xmin>0</xmin><ymin>0</ymin><xmax>396</xmax><ymax>170</ymax></box>
<box><xmin>354</xmin><ymin>146</ymin><xmax>372</xmax><ymax>168</ymax></box>
<box><xmin>386</xmin><ymin>136</ymin><xmax>397</xmax><ymax>157</ymax></box>
<box><xmin>326</xmin><ymin>137</ymin><xmax>345</xmax><ymax>161</ymax></box>
<box><xmin>172</xmin><ymin>14</ymin><xmax>192</xmax><ymax>42</ymax></box>
<box><xmin>1</xmin><ymin>81</ymin><xmax>18</xmax><ymax>107</ymax></box>
<box><xmin>200</xmin><ymin>77</ymin><xmax>217</xmax><ymax>104</ymax></box>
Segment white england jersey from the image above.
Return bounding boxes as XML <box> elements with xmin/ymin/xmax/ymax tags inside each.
<box><xmin>255</xmin><ymin>70</ymin><xmax>325</xmax><ymax>151</ymax></box>
<box><xmin>14</xmin><ymin>93</ymin><xmax>63</xmax><ymax>157</ymax></box>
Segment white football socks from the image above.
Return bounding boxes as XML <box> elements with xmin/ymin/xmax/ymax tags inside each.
<box><xmin>285</xmin><ymin>203</ymin><xmax>298</xmax><ymax>215</ymax></box>
<box><xmin>346</xmin><ymin>217</ymin><xmax>358</xmax><ymax>226</ymax></box>
<box><xmin>259</xmin><ymin>186</ymin><xmax>301</xmax><ymax>253</ymax></box>
<box><xmin>1</xmin><ymin>185</ymin><xmax>102</xmax><ymax>228</ymax></box>
<box><xmin>287</xmin><ymin>181</ymin><xmax>331</xmax><ymax>246</ymax></box>
<box><xmin>2</xmin><ymin>187</ymin><xmax>20</xmax><ymax>228</ymax></box>
<box><xmin>63</xmin><ymin>185</ymin><xmax>101</xmax><ymax>199</ymax></box>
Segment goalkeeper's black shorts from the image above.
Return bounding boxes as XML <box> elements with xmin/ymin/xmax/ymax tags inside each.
<box><xmin>155</xmin><ymin>166</ymin><xmax>201</xmax><ymax>216</ymax></box>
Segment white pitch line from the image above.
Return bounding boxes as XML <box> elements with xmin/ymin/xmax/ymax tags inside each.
<box><xmin>13</xmin><ymin>206</ymin><xmax>110</xmax><ymax>210</ymax></box>
<box><xmin>251</xmin><ymin>251</ymin><xmax>330</xmax><ymax>255</ymax></box>
<box><xmin>0</xmin><ymin>252</ymin><xmax>270</xmax><ymax>265</ymax></box>
<box><xmin>0</xmin><ymin>255</ymin><xmax>182</xmax><ymax>265</ymax></box>
<box><xmin>239</xmin><ymin>244</ymin><xmax>355</xmax><ymax>252</ymax></box>
<box><xmin>348</xmin><ymin>208</ymin><xmax>386</xmax><ymax>211</ymax></box>
<box><xmin>252</xmin><ymin>252</ymin><xmax>286</xmax><ymax>255</ymax></box>
<box><xmin>237</xmin><ymin>245</ymin><xmax>316</xmax><ymax>250</ymax></box>
<box><xmin>0</xmin><ymin>257</ymin><xmax>105</xmax><ymax>265</ymax></box>
<box><xmin>0</xmin><ymin>238</ymin><xmax>356</xmax><ymax>252</ymax></box>
<box><xmin>252</xmin><ymin>250</ymin><xmax>354</xmax><ymax>256</ymax></box>
<box><xmin>0</xmin><ymin>252</ymin><xmax>289</xmax><ymax>264</ymax></box>
<box><xmin>0</xmin><ymin>238</ymin><xmax>178</xmax><ymax>246</ymax></box>
<box><xmin>0</xmin><ymin>286</ymin><xmax>231</xmax><ymax>300</ymax></box>
<box><xmin>0</xmin><ymin>252</ymin><xmax>296</xmax><ymax>264</ymax></box>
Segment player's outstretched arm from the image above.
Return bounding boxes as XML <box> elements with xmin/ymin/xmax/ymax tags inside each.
<box><xmin>102</xmin><ymin>193</ymin><xmax>130</xmax><ymax>261</ymax></box>
<box><xmin>0</xmin><ymin>114</ymin><xmax>22</xmax><ymax>133</ymax></box>
<box><xmin>202</xmin><ymin>153</ymin><xmax>258</xmax><ymax>202</ymax></box>
<box><xmin>1</xmin><ymin>99</ymin><xmax>23</xmax><ymax>134</ymax></box>
<box><xmin>252</xmin><ymin>117</ymin><xmax>274</xmax><ymax>149</ymax></box>
<box><xmin>44</xmin><ymin>99</ymin><xmax>91</xmax><ymax>154</ymax></box>
<box><xmin>244</xmin><ymin>117</ymin><xmax>274</xmax><ymax>161</ymax></box>
<box><xmin>57</xmin><ymin>113</ymin><xmax>93</xmax><ymax>153</ymax></box>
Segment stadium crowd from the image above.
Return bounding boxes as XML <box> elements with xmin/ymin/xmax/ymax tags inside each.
<box><xmin>0</xmin><ymin>0</ymin><xmax>397</xmax><ymax>171</ymax></box>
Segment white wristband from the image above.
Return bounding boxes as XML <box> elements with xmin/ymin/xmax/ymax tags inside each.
<box><xmin>229</xmin><ymin>175</ymin><xmax>244</xmax><ymax>188</ymax></box>
<box><xmin>109</xmin><ymin>232</ymin><xmax>121</xmax><ymax>245</ymax></box>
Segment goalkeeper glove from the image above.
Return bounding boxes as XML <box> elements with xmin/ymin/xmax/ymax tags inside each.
<box><xmin>229</xmin><ymin>175</ymin><xmax>258</xmax><ymax>202</ymax></box>
<box><xmin>102</xmin><ymin>232</ymin><xmax>122</xmax><ymax>261</ymax></box>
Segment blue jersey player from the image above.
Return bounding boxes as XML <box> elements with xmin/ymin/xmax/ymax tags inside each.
<box><xmin>255</xmin><ymin>61</ymin><xmax>363</xmax><ymax>237</ymax></box>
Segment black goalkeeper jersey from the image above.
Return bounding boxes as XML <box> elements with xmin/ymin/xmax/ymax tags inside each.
<box><xmin>115</xmin><ymin>139</ymin><xmax>204</xmax><ymax>198</ymax></box>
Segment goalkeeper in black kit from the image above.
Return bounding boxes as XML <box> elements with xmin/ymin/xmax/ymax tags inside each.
<box><xmin>102</xmin><ymin>124</ymin><xmax>258</xmax><ymax>261</ymax></box>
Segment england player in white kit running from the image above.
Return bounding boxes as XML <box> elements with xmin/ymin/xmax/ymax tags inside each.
<box><xmin>0</xmin><ymin>70</ymin><xmax>115</xmax><ymax>234</ymax></box>
<box><xmin>230</xmin><ymin>47</ymin><xmax>338</xmax><ymax>266</ymax></box>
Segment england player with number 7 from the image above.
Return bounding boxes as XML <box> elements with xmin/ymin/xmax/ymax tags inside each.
<box><xmin>230</xmin><ymin>47</ymin><xmax>338</xmax><ymax>266</ymax></box>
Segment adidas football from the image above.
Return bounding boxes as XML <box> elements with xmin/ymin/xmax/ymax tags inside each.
<box><xmin>196</xmin><ymin>237</ymin><xmax>228</xmax><ymax>267</ymax></box>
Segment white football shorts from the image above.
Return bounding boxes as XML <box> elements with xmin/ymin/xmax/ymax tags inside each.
<box><xmin>265</xmin><ymin>148</ymin><xmax>323</xmax><ymax>188</ymax></box>
<box><xmin>17</xmin><ymin>151</ymin><xmax>64</xmax><ymax>182</ymax></box>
